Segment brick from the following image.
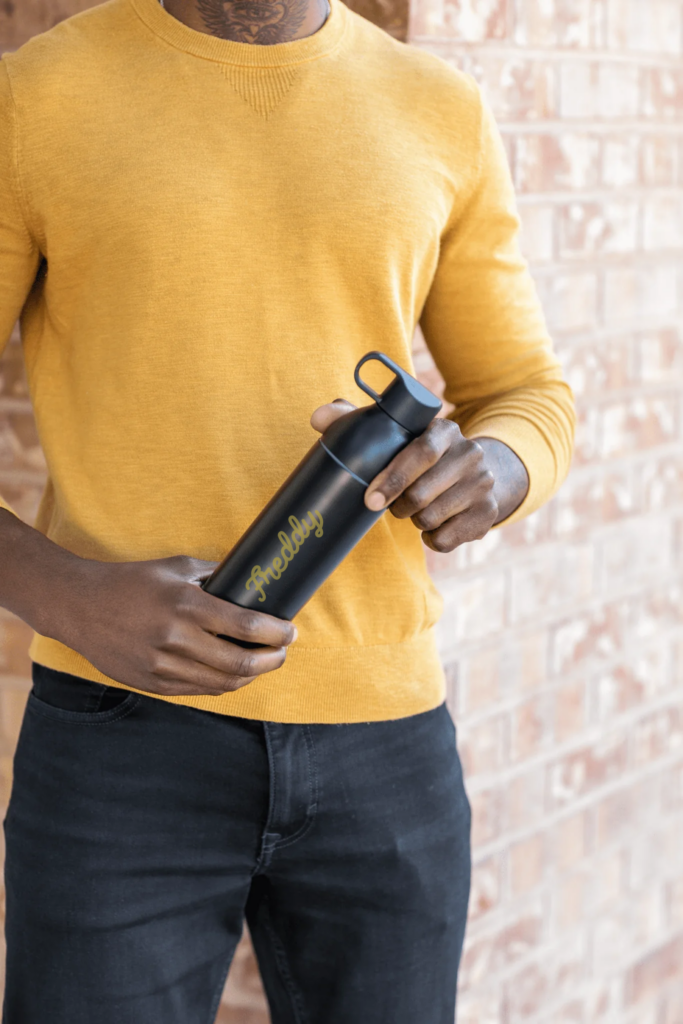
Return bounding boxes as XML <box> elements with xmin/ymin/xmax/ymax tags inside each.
<box><xmin>220</xmin><ymin>930</ymin><xmax>268</xmax><ymax>1015</ymax></box>
<box><xmin>469</xmin><ymin>853</ymin><xmax>502</xmax><ymax>921</ymax></box>
<box><xmin>459</xmin><ymin>713</ymin><xmax>507</xmax><ymax>777</ymax></box>
<box><xmin>0</xmin><ymin>479</ymin><xmax>45</xmax><ymax>525</ymax></box>
<box><xmin>503</xmin><ymin>935</ymin><xmax>585</xmax><ymax>1021</ymax></box>
<box><xmin>0</xmin><ymin>413</ymin><xmax>46</xmax><ymax>473</ymax></box>
<box><xmin>510</xmin><ymin>693</ymin><xmax>550</xmax><ymax>762</ymax></box>
<box><xmin>470</xmin><ymin>785</ymin><xmax>505</xmax><ymax>846</ymax></box>
<box><xmin>510</xmin><ymin>832</ymin><xmax>545</xmax><ymax>894</ymax></box>
<box><xmin>603</xmin><ymin>134</ymin><xmax>640</xmax><ymax>188</ymax></box>
<box><xmin>642</xmin><ymin>67</ymin><xmax>683</xmax><ymax>118</ymax></box>
<box><xmin>639</xmin><ymin>136</ymin><xmax>679</xmax><ymax>186</ymax></box>
<box><xmin>555</xmin><ymin>870</ymin><xmax>587</xmax><ymax>930</ymax></box>
<box><xmin>550</xmin><ymin>469</ymin><xmax>636</xmax><ymax>540</ymax></box>
<box><xmin>554</xmin><ymin>811</ymin><xmax>587</xmax><ymax>869</ymax></box>
<box><xmin>664</xmin><ymin>877</ymin><xmax>683</xmax><ymax>928</ymax></box>
<box><xmin>643</xmin><ymin>196</ymin><xmax>683</xmax><ymax>251</ymax></box>
<box><xmin>436</xmin><ymin>572</ymin><xmax>506</xmax><ymax>655</ymax></box>
<box><xmin>345</xmin><ymin>0</ymin><xmax>409</xmax><ymax>38</ymax></box>
<box><xmin>591</xmin><ymin>652</ymin><xmax>669</xmax><ymax>724</ymax></box>
<box><xmin>599</xmin><ymin>396</ymin><xmax>678</xmax><ymax>458</ymax></box>
<box><xmin>507</xmin><ymin>765</ymin><xmax>545</xmax><ymax>831</ymax></box>
<box><xmin>455</xmin><ymin>992</ymin><xmax>502</xmax><ymax>1024</ymax></box>
<box><xmin>555</xmin><ymin>678</ymin><xmax>586</xmax><ymax>741</ymax></box>
<box><xmin>0</xmin><ymin>341</ymin><xmax>29</xmax><ymax>402</ymax></box>
<box><xmin>558</xmin><ymin>201</ymin><xmax>639</xmax><ymax>258</ymax></box>
<box><xmin>509</xmin><ymin>544</ymin><xmax>593</xmax><ymax>623</ymax></box>
<box><xmin>519</xmin><ymin>203</ymin><xmax>554</xmax><ymax>262</ymax></box>
<box><xmin>516</xmin><ymin>133</ymin><xmax>601</xmax><ymax>192</ymax></box>
<box><xmin>631</xmin><ymin>585</ymin><xmax>683</xmax><ymax>642</ymax></box>
<box><xmin>538</xmin><ymin>271</ymin><xmax>599</xmax><ymax>331</ymax></box>
<box><xmin>443</xmin><ymin>659</ymin><xmax>460</xmax><ymax>715</ymax></box>
<box><xmin>409</xmin><ymin>0</ymin><xmax>509</xmax><ymax>40</ymax></box>
<box><xmin>559</xmin><ymin>61</ymin><xmax>599</xmax><ymax>119</ymax></box>
<box><xmin>515</xmin><ymin>0</ymin><xmax>594</xmax><ymax>47</ymax></box>
<box><xmin>546</xmin><ymin>733</ymin><xmax>629</xmax><ymax>809</ymax></box>
<box><xmin>472</xmin><ymin>55</ymin><xmax>555</xmax><ymax>122</ymax></box>
<box><xmin>460</xmin><ymin>905</ymin><xmax>544</xmax><ymax>988</ymax></box>
<box><xmin>0</xmin><ymin>614</ymin><xmax>33</xmax><ymax>679</ymax></box>
<box><xmin>595</xmin><ymin>786</ymin><xmax>636</xmax><ymax>847</ymax></box>
<box><xmin>459</xmin><ymin>646</ymin><xmax>501</xmax><ymax>714</ymax></box>
<box><xmin>597</xmin><ymin>516</ymin><xmax>672</xmax><ymax>593</ymax></box>
<box><xmin>592</xmin><ymin>911</ymin><xmax>631</xmax><ymax>976</ymax></box>
<box><xmin>550</xmin><ymin>601</ymin><xmax>629</xmax><ymax>676</ymax></box>
<box><xmin>637</xmin><ymin>329</ymin><xmax>683</xmax><ymax>384</ymax></box>
<box><xmin>0</xmin><ymin>0</ymin><xmax>103</xmax><ymax>51</ymax></box>
<box><xmin>632</xmin><ymin>704</ymin><xmax>683</xmax><ymax>766</ymax></box>
<box><xmin>597</xmin><ymin>64</ymin><xmax>641</xmax><ymax>118</ymax></box>
<box><xmin>624</xmin><ymin>935</ymin><xmax>683</xmax><ymax>1005</ymax></box>
<box><xmin>0</xmin><ymin>687</ymin><xmax>28</xmax><ymax>749</ymax></box>
<box><xmin>606</xmin><ymin>0</ymin><xmax>683</xmax><ymax>55</ymax></box>
<box><xmin>567</xmin><ymin>405</ymin><xmax>599</xmax><ymax>467</ymax></box>
<box><xmin>588</xmin><ymin>850</ymin><xmax>624</xmax><ymax>908</ymax></box>
<box><xmin>605</xmin><ymin>265</ymin><xmax>679</xmax><ymax>326</ymax></box>
<box><xmin>556</xmin><ymin>336</ymin><xmax>635</xmax><ymax>399</ymax></box>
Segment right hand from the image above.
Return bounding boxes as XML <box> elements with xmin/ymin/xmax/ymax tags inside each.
<box><xmin>49</xmin><ymin>555</ymin><xmax>297</xmax><ymax>698</ymax></box>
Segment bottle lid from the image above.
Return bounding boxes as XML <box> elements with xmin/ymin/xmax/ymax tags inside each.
<box><xmin>354</xmin><ymin>351</ymin><xmax>442</xmax><ymax>436</ymax></box>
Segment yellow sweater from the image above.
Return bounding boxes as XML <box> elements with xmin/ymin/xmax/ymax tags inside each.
<box><xmin>0</xmin><ymin>0</ymin><xmax>574</xmax><ymax>723</ymax></box>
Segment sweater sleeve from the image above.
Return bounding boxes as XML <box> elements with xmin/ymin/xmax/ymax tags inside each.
<box><xmin>0</xmin><ymin>61</ymin><xmax>41</xmax><ymax>517</ymax></box>
<box><xmin>419</xmin><ymin>88</ymin><xmax>575</xmax><ymax>526</ymax></box>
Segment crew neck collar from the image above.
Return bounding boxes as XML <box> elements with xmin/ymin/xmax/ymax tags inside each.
<box><xmin>129</xmin><ymin>0</ymin><xmax>348</xmax><ymax>66</ymax></box>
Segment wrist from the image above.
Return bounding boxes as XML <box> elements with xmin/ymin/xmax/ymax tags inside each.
<box><xmin>474</xmin><ymin>437</ymin><xmax>529</xmax><ymax>524</ymax></box>
<box><xmin>0</xmin><ymin>509</ymin><xmax>88</xmax><ymax>640</ymax></box>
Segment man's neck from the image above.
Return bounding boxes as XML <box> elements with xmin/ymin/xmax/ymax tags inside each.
<box><xmin>162</xmin><ymin>0</ymin><xmax>330</xmax><ymax>45</ymax></box>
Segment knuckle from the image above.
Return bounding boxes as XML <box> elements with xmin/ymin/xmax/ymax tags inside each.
<box><xmin>236</xmin><ymin>651</ymin><xmax>258</xmax><ymax>677</ymax></box>
<box><xmin>415</xmin><ymin>507</ymin><xmax>439</xmax><ymax>531</ymax></box>
<box><xmin>237</xmin><ymin>610</ymin><xmax>263</xmax><ymax>641</ymax></box>
<box><xmin>429</xmin><ymin>532</ymin><xmax>454</xmax><ymax>554</ymax></box>
<box><xmin>147</xmin><ymin>649</ymin><xmax>171</xmax><ymax>677</ymax></box>
<box><xmin>384</xmin><ymin>469</ymin><xmax>408</xmax><ymax>496</ymax></box>
<box><xmin>420</xmin><ymin>429</ymin><xmax>444</xmax><ymax>459</ymax></box>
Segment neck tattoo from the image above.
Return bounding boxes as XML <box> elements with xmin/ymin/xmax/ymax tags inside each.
<box><xmin>159</xmin><ymin>0</ymin><xmax>331</xmax><ymax>44</ymax></box>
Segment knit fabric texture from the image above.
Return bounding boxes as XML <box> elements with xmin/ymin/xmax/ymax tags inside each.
<box><xmin>0</xmin><ymin>0</ymin><xmax>575</xmax><ymax>722</ymax></box>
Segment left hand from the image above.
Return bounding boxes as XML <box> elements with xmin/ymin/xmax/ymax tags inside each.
<box><xmin>311</xmin><ymin>400</ymin><xmax>529</xmax><ymax>553</ymax></box>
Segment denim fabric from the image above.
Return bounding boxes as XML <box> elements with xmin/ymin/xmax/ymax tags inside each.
<box><xmin>3</xmin><ymin>663</ymin><xmax>471</xmax><ymax>1024</ymax></box>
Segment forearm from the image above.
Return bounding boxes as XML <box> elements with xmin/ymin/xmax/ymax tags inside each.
<box><xmin>0</xmin><ymin>508</ymin><xmax>82</xmax><ymax>637</ymax></box>
<box><xmin>475</xmin><ymin>437</ymin><xmax>529</xmax><ymax>524</ymax></box>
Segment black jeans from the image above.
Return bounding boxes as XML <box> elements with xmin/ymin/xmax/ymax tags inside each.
<box><xmin>3</xmin><ymin>664</ymin><xmax>471</xmax><ymax>1024</ymax></box>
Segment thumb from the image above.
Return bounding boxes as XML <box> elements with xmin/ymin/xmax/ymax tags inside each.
<box><xmin>310</xmin><ymin>398</ymin><xmax>357</xmax><ymax>434</ymax></box>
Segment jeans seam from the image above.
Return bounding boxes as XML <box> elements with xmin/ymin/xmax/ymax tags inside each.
<box><xmin>270</xmin><ymin>725</ymin><xmax>318</xmax><ymax>853</ymax></box>
<box><xmin>261</xmin><ymin>891</ymin><xmax>308</xmax><ymax>1024</ymax></box>
<box><xmin>253</xmin><ymin>723</ymin><xmax>279</xmax><ymax>875</ymax></box>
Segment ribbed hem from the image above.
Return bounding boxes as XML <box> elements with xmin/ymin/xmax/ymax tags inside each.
<box><xmin>29</xmin><ymin>629</ymin><xmax>446</xmax><ymax>724</ymax></box>
<box><xmin>129</xmin><ymin>0</ymin><xmax>348</xmax><ymax>66</ymax></box>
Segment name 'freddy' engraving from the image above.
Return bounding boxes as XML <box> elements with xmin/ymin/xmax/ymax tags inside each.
<box><xmin>245</xmin><ymin>511</ymin><xmax>324</xmax><ymax>603</ymax></box>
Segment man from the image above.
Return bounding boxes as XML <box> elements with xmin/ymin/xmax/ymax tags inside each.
<box><xmin>0</xmin><ymin>0</ymin><xmax>574</xmax><ymax>1020</ymax></box>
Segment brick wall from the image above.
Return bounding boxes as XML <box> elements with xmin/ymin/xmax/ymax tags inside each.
<box><xmin>1</xmin><ymin>1</ymin><xmax>683</xmax><ymax>1022</ymax></box>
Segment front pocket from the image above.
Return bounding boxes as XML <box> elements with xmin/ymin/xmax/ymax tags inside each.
<box><xmin>27</xmin><ymin>689</ymin><xmax>140</xmax><ymax>726</ymax></box>
<box><xmin>29</xmin><ymin>664</ymin><xmax>140</xmax><ymax>724</ymax></box>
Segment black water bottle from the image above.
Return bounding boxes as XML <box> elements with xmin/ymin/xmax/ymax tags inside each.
<box><xmin>202</xmin><ymin>352</ymin><xmax>442</xmax><ymax>639</ymax></box>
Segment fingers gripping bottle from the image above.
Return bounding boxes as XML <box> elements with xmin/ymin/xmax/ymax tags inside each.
<box><xmin>202</xmin><ymin>352</ymin><xmax>442</xmax><ymax>642</ymax></box>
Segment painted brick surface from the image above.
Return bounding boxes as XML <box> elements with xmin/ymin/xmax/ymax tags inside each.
<box><xmin>2</xmin><ymin>1</ymin><xmax>683</xmax><ymax>1023</ymax></box>
<box><xmin>411</xmin><ymin>0</ymin><xmax>683</xmax><ymax>1019</ymax></box>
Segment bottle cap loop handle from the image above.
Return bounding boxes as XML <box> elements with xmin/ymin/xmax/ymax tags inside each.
<box><xmin>354</xmin><ymin>351</ymin><xmax>405</xmax><ymax>403</ymax></box>
<box><xmin>353</xmin><ymin>350</ymin><xmax>442</xmax><ymax>436</ymax></box>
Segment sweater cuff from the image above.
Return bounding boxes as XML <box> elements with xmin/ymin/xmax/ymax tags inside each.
<box><xmin>463</xmin><ymin>413</ymin><xmax>559</xmax><ymax>528</ymax></box>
